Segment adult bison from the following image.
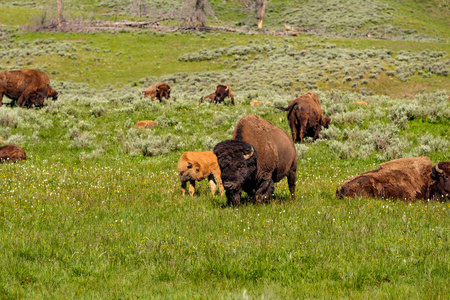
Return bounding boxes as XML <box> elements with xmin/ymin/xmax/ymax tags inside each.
<box><xmin>142</xmin><ymin>82</ymin><xmax>171</xmax><ymax>102</ymax></box>
<box><xmin>214</xmin><ymin>115</ymin><xmax>297</xmax><ymax>205</ymax></box>
<box><xmin>336</xmin><ymin>157</ymin><xmax>450</xmax><ymax>201</ymax></box>
<box><xmin>277</xmin><ymin>92</ymin><xmax>331</xmax><ymax>143</ymax></box>
<box><xmin>177</xmin><ymin>151</ymin><xmax>224</xmax><ymax>197</ymax></box>
<box><xmin>0</xmin><ymin>69</ymin><xmax>58</xmax><ymax>108</ymax></box>
<box><xmin>200</xmin><ymin>84</ymin><xmax>235</xmax><ymax>105</ymax></box>
<box><xmin>0</xmin><ymin>144</ymin><xmax>26</xmax><ymax>163</ymax></box>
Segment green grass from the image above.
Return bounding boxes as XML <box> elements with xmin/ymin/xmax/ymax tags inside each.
<box><xmin>0</xmin><ymin>1</ymin><xmax>449</xmax><ymax>298</ymax></box>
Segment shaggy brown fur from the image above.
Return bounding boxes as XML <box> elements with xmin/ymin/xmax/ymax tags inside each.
<box><xmin>0</xmin><ymin>69</ymin><xmax>58</xmax><ymax>108</ymax></box>
<box><xmin>277</xmin><ymin>92</ymin><xmax>332</xmax><ymax>143</ymax></box>
<box><xmin>336</xmin><ymin>157</ymin><xmax>445</xmax><ymax>200</ymax></box>
<box><xmin>231</xmin><ymin>114</ymin><xmax>297</xmax><ymax>203</ymax></box>
<box><xmin>0</xmin><ymin>144</ymin><xmax>26</xmax><ymax>163</ymax></box>
<box><xmin>200</xmin><ymin>84</ymin><xmax>235</xmax><ymax>105</ymax></box>
<box><xmin>177</xmin><ymin>151</ymin><xmax>224</xmax><ymax>197</ymax></box>
<box><xmin>142</xmin><ymin>82</ymin><xmax>171</xmax><ymax>102</ymax></box>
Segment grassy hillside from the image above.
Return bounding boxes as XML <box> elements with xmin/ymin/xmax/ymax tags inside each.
<box><xmin>0</xmin><ymin>1</ymin><xmax>449</xmax><ymax>299</ymax></box>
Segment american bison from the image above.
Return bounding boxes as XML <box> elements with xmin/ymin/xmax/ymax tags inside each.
<box><xmin>277</xmin><ymin>92</ymin><xmax>332</xmax><ymax>143</ymax></box>
<box><xmin>0</xmin><ymin>144</ymin><xmax>26</xmax><ymax>163</ymax></box>
<box><xmin>336</xmin><ymin>157</ymin><xmax>450</xmax><ymax>201</ymax></box>
<box><xmin>200</xmin><ymin>84</ymin><xmax>235</xmax><ymax>105</ymax></box>
<box><xmin>134</xmin><ymin>120</ymin><xmax>157</xmax><ymax>128</ymax></box>
<box><xmin>214</xmin><ymin>115</ymin><xmax>297</xmax><ymax>205</ymax></box>
<box><xmin>0</xmin><ymin>69</ymin><xmax>58</xmax><ymax>108</ymax></box>
<box><xmin>177</xmin><ymin>151</ymin><xmax>224</xmax><ymax>197</ymax></box>
<box><xmin>142</xmin><ymin>82</ymin><xmax>171</xmax><ymax>102</ymax></box>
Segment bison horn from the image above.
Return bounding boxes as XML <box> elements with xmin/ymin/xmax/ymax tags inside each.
<box><xmin>435</xmin><ymin>162</ymin><xmax>443</xmax><ymax>174</ymax></box>
<box><xmin>225</xmin><ymin>85</ymin><xmax>229</xmax><ymax>92</ymax></box>
<box><xmin>243</xmin><ymin>147</ymin><xmax>254</xmax><ymax>160</ymax></box>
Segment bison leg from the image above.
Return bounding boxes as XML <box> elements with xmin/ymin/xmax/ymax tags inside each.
<box><xmin>17</xmin><ymin>93</ymin><xmax>28</xmax><ymax>107</ymax></box>
<box><xmin>290</xmin><ymin>123</ymin><xmax>297</xmax><ymax>143</ymax></box>
<box><xmin>287</xmin><ymin>169</ymin><xmax>296</xmax><ymax>200</ymax></box>
<box><xmin>256</xmin><ymin>179</ymin><xmax>275</xmax><ymax>203</ymax></box>
<box><xmin>229</xmin><ymin>93</ymin><xmax>235</xmax><ymax>106</ymax></box>
<box><xmin>211</xmin><ymin>169</ymin><xmax>225</xmax><ymax>196</ymax></box>
<box><xmin>208</xmin><ymin>174</ymin><xmax>217</xmax><ymax>195</ymax></box>
<box><xmin>188</xmin><ymin>180</ymin><xmax>196</xmax><ymax>197</ymax></box>
<box><xmin>225</xmin><ymin>189</ymin><xmax>241</xmax><ymax>206</ymax></box>
<box><xmin>180</xmin><ymin>180</ymin><xmax>187</xmax><ymax>196</ymax></box>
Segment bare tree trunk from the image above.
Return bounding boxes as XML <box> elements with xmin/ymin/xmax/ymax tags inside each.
<box><xmin>57</xmin><ymin>0</ymin><xmax>63</xmax><ymax>27</ymax></box>
<box><xmin>257</xmin><ymin>0</ymin><xmax>266</xmax><ymax>29</ymax></box>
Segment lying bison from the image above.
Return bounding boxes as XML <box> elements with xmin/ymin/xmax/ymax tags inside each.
<box><xmin>200</xmin><ymin>84</ymin><xmax>235</xmax><ymax>105</ymax></box>
<box><xmin>142</xmin><ymin>82</ymin><xmax>171</xmax><ymax>102</ymax></box>
<box><xmin>0</xmin><ymin>144</ymin><xmax>26</xmax><ymax>163</ymax></box>
<box><xmin>177</xmin><ymin>151</ymin><xmax>224</xmax><ymax>197</ymax></box>
<box><xmin>0</xmin><ymin>69</ymin><xmax>58</xmax><ymax>108</ymax></box>
<box><xmin>214</xmin><ymin>115</ymin><xmax>297</xmax><ymax>205</ymax></box>
<box><xmin>277</xmin><ymin>92</ymin><xmax>331</xmax><ymax>143</ymax></box>
<box><xmin>336</xmin><ymin>157</ymin><xmax>450</xmax><ymax>201</ymax></box>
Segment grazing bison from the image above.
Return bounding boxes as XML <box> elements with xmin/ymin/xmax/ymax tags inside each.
<box><xmin>214</xmin><ymin>115</ymin><xmax>297</xmax><ymax>205</ymax></box>
<box><xmin>0</xmin><ymin>144</ymin><xmax>26</xmax><ymax>163</ymax></box>
<box><xmin>200</xmin><ymin>84</ymin><xmax>235</xmax><ymax>105</ymax></box>
<box><xmin>142</xmin><ymin>82</ymin><xmax>171</xmax><ymax>102</ymax></box>
<box><xmin>177</xmin><ymin>151</ymin><xmax>224</xmax><ymax>197</ymax></box>
<box><xmin>0</xmin><ymin>69</ymin><xmax>58</xmax><ymax>108</ymax></box>
<box><xmin>277</xmin><ymin>92</ymin><xmax>332</xmax><ymax>143</ymax></box>
<box><xmin>336</xmin><ymin>157</ymin><xmax>450</xmax><ymax>201</ymax></box>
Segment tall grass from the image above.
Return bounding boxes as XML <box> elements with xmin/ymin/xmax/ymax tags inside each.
<box><xmin>0</xmin><ymin>12</ymin><xmax>449</xmax><ymax>298</ymax></box>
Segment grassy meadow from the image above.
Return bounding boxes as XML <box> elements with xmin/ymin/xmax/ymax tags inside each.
<box><xmin>0</xmin><ymin>0</ymin><xmax>450</xmax><ymax>298</ymax></box>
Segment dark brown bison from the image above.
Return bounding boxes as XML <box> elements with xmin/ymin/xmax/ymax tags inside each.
<box><xmin>0</xmin><ymin>69</ymin><xmax>58</xmax><ymax>108</ymax></box>
<box><xmin>200</xmin><ymin>84</ymin><xmax>235</xmax><ymax>105</ymax></box>
<box><xmin>214</xmin><ymin>115</ymin><xmax>297</xmax><ymax>205</ymax></box>
<box><xmin>277</xmin><ymin>92</ymin><xmax>331</xmax><ymax>143</ymax></box>
<box><xmin>0</xmin><ymin>144</ymin><xmax>26</xmax><ymax>163</ymax></box>
<box><xmin>142</xmin><ymin>82</ymin><xmax>171</xmax><ymax>102</ymax></box>
<box><xmin>336</xmin><ymin>157</ymin><xmax>450</xmax><ymax>201</ymax></box>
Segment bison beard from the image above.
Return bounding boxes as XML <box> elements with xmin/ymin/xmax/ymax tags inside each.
<box><xmin>213</xmin><ymin>140</ymin><xmax>258</xmax><ymax>206</ymax></box>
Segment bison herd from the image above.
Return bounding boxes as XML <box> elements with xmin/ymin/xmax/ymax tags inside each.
<box><xmin>0</xmin><ymin>69</ymin><xmax>448</xmax><ymax>203</ymax></box>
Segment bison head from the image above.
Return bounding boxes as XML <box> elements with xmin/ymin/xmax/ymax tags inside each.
<box><xmin>47</xmin><ymin>86</ymin><xmax>59</xmax><ymax>101</ymax></box>
<box><xmin>156</xmin><ymin>83</ymin><xmax>171</xmax><ymax>101</ymax></box>
<box><xmin>178</xmin><ymin>161</ymin><xmax>204</xmax><ymax>182</ymax></box>
<box><xmin>213</xmin><ymin>140</ymin><xmax>258</xmax><ymax>206</ymax></box>
<box><xmin>321</xmin><ymin>116</ymin><xmax>332</xmax><ymax>128</ymax></box>
<box><xmin>430</xmin><ymin>161</ymin><xmax>450</xmax><ymax>201</ymax></box>
<box><xmin>214</xmin><ymin>85</ymin><xmax>230</xmax><ymax>104</ymax></box>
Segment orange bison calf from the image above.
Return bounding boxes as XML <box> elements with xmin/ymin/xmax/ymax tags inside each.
<box><xmin>142</xmin><ymin>82</ymin><xmax>171</xmax><ymax>102</ymax></box>
<box><xmin>0</xmin><ymin>144</ymin><xmax>26</xmax><ymax>163</ymax></box>
<box><xmin>177</xmin><ymin>151</ymin><xmax>224</xmax><ymax>197</ymax></box>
